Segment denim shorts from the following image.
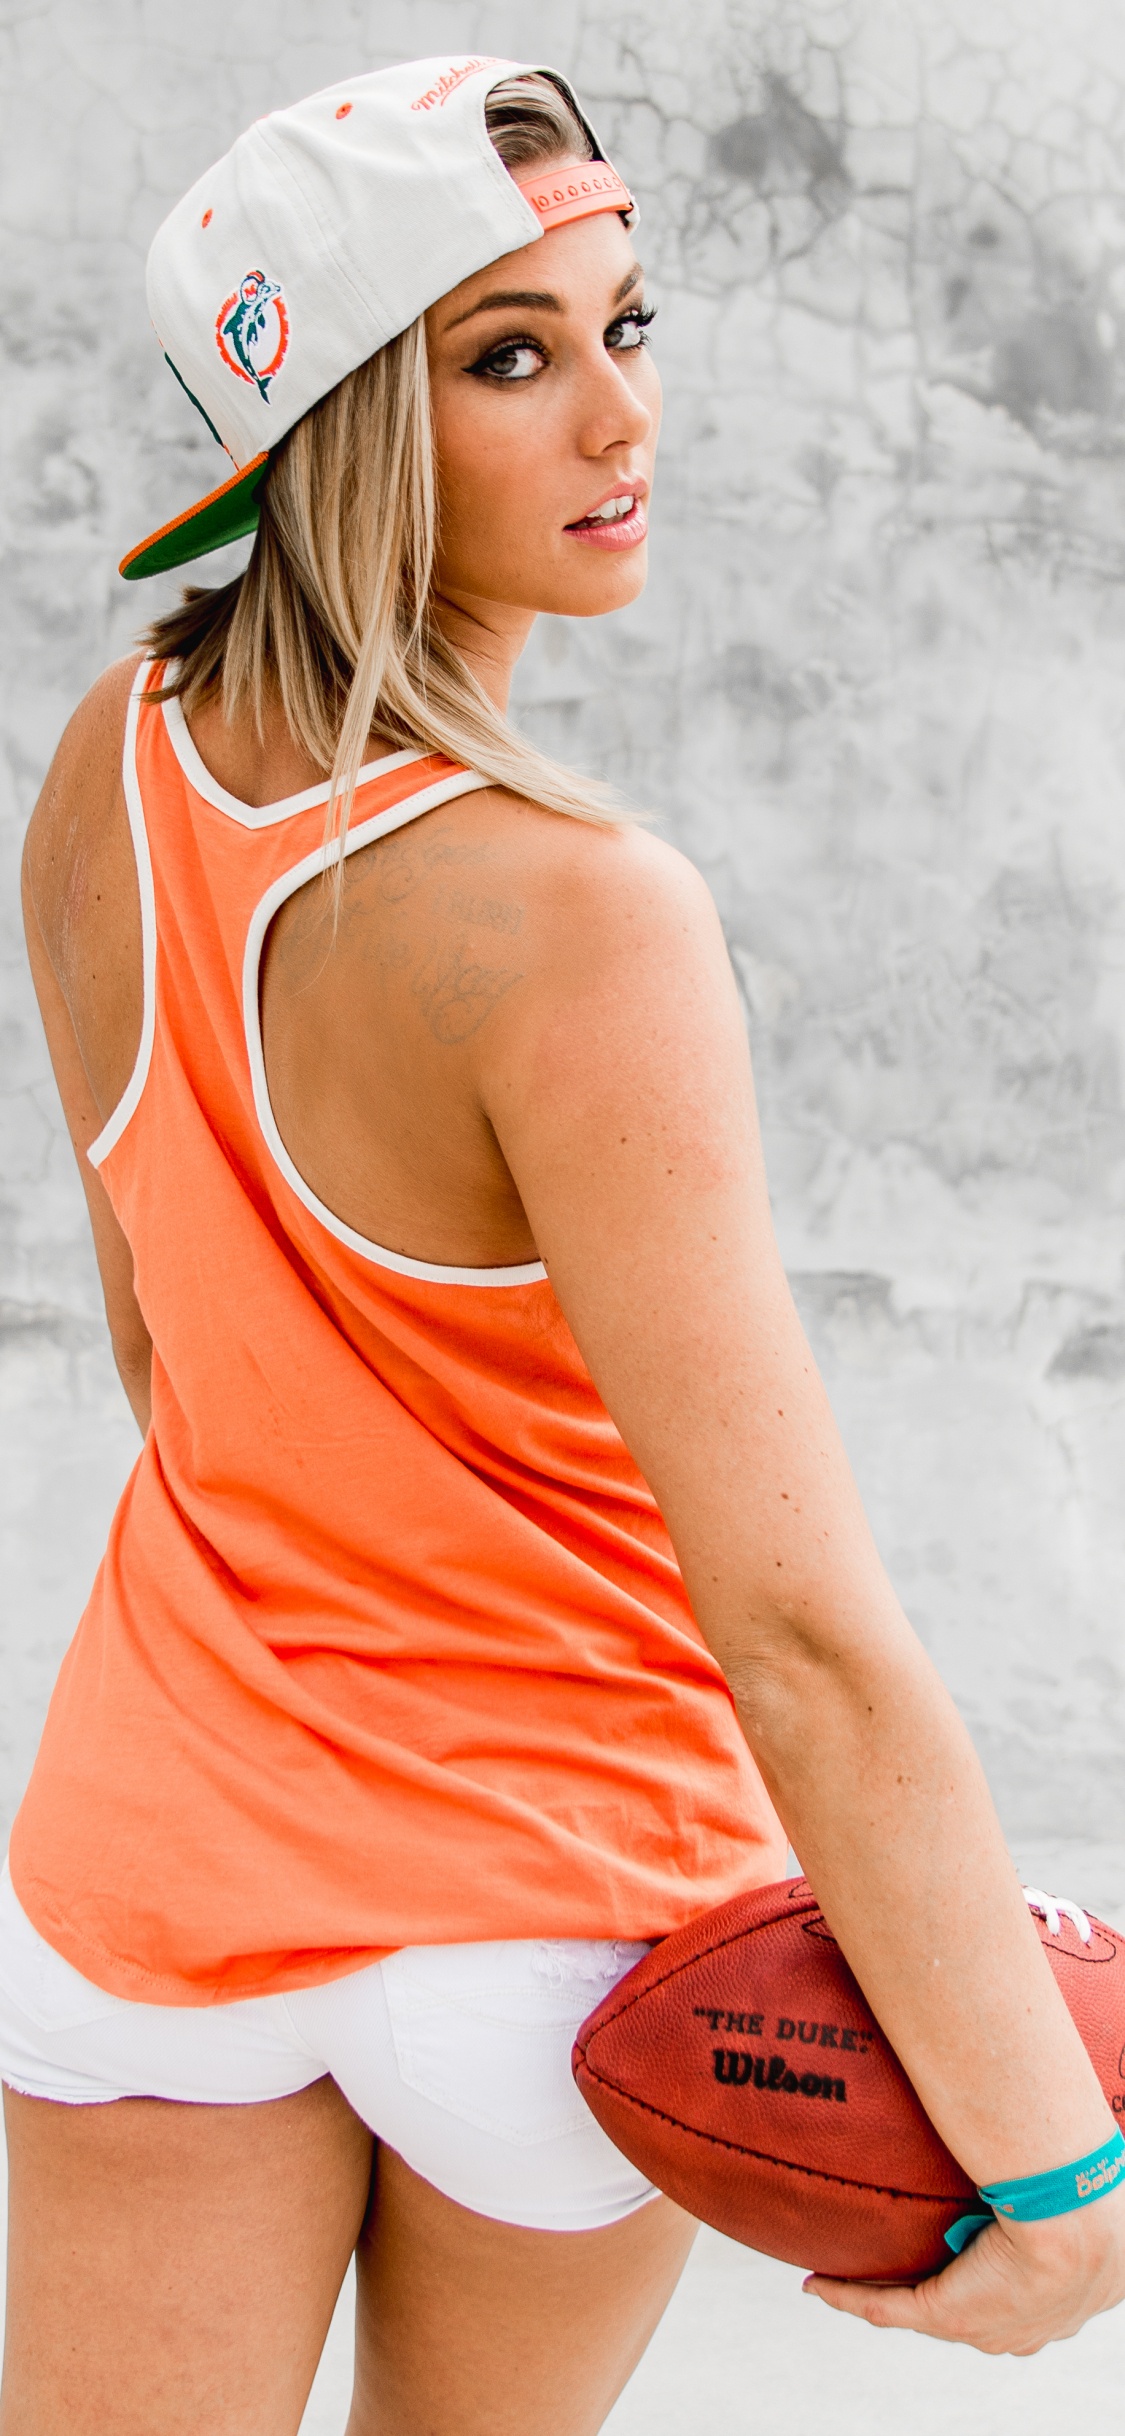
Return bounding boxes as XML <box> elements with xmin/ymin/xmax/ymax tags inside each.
<box><xmin>0</xmin><ymin>1862</ymin><xmax>655</xmax><ymax>2231</ymax></box>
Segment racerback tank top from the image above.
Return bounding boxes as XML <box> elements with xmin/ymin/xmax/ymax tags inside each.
<box><xmin>11</xmin><ymin>662</ymin><xmax>784</xmax><ymax>2003</ymax></box>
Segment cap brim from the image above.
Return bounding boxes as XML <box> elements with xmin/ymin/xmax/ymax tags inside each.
<box><xmin>119</xmin><ymin>451</ymin><xmax>270</xmax><ymax>581</ymax></box>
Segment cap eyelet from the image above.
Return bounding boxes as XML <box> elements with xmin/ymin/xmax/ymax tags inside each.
<box><xmin>201</xmin><ymin>208</ymin><xmax>213</xmax><ymax>227</ymax></box>
<box><xmin>335</xmin><ymin>102</ymin><xmax>352</xmax><ymax>118</ymax></box>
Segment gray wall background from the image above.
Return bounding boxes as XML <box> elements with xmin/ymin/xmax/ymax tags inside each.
<box><xmin>5</xmin><ymin>5</ymin><xmax>1125</xmax><ymax>2425</ymax></box>
<box><xmin>4</xmin><ymin>0</ymin><xmax>1125</xmax><ymax>1887</ymax></box>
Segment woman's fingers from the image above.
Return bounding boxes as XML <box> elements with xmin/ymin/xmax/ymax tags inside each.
<box><xmin>800</xmin><ymin>2193</ymin><xmax>1125</xmax><ymax>2355</ymax></box>
<box><xmin>801</xmin><ymin>2242</ymin><xmax>1016</xmax><ymax>2347</ymax></box>
<box><xmin>802</xmin><ymin>2271</ymin><xmax>940</xmax><ymax>2330</ymax></box>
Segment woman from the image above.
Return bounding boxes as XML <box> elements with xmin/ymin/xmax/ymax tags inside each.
<box><xmin>8</xmin><ymin>54</ymin><xmax>1124</xmax><ymax>2435</ymax></box>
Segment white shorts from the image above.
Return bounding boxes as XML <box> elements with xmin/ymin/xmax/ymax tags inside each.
<box><xmin>0</xmin><ymin>1864</ymin><xmax>655</xmax><ymax>2232</ymax></box>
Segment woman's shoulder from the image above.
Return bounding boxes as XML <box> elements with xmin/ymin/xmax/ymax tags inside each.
<box><xmin>52</xmin><ymin>651</ymin><xmax>145</xmax><ymax>770</ymax></box>
<box><xmin>430</xmin><ymin>783</ymin><xmax>740</xmax><ymax>1114</ymax></box>
<box><xmin>467</xmin><ymin>784</ymin><xmax>717</xmax><ymax>929</ymax></box>
<box><xmin>28</xmin><ymin>655</ymin><xmax>144</xmax><ymax>847</ymax></box>
<box><xmin>461</xmin><ymin>784</ymin><xmax>727</xmax><ymax>995</ymax></box>
<box><xmin>24</xmin><ymin>654</ymin><xmax>145</xmax><ymax>986</ymax></box>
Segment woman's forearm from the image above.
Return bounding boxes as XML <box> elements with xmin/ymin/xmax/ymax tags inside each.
<box><xmin>718</xmin><ymin>1604</ymin><xmax>1113</xmax><ymax>2188</ymax></box>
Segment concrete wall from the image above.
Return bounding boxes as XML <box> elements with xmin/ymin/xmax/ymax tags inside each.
<box><xmin>3</xmin><ymin>0</ymin><xmax>1125</xmax><ymax>1873</ymax></box>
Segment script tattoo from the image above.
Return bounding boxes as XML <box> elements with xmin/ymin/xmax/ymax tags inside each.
<box><xmin>274</xmin><ymin>817</ymin><xmax>527</xmax><ymax>1042</ymax></box>
<box><xmin>364</xmin><ymin>818</ymin><xmax>488</xmax><ymax>904</ymax></box>
<box><xmin>411</xmin><ymin>939</ymin><xmax>523</xmax><ymax>1044</ymax></box>
<box><xmin>437</xmin><ymin>886</ymin><xmax>524</xmax><ymax>937</ymax></box>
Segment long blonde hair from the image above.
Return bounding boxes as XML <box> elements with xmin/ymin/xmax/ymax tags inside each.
<box><xmin>144</xmin><ymin>74</ymin><xmax>623</xmax><ymax>863</ymax></box>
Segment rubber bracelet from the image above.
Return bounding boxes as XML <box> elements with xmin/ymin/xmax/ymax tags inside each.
<box><xmin>943</xmin><ymin>2212</ymin><xmax>993</xmax><ymax>2253</ymax></box>
<box><xmin>980</xmin><ymin>2130</ymin><xmax>1125</xmax><ymax>2221</ymax></box>
<box><xmin>944</xmin><ymin>2128</ymin><xmax>1125</xmax><ymax>2254</ymax></box>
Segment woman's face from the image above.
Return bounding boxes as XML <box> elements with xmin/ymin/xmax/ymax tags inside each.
<box><xmin>426</xmin><ymin>167</ymin><xmax>661</xmax><ymax>623</ymax></box>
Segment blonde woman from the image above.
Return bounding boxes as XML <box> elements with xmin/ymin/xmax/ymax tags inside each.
<box><xmin>8</xmin><ymin>56</ymin><xmax>1124</xmax><ymax>2436</ymax></box>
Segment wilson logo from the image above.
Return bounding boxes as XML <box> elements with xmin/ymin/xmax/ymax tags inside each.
<box><xmin>411</xmin><ymin>57</ymin><xmax>500</xmax><ymax>111</ymax></box>
<box><xmin>215</xmin><ymin>270</ymin><xmax>289</xmax><ymax>401</ymax></box>
<box><xmin>714</xmin><ymin>2049</ymin><xmax>847</xmax><ymax>2102</ymax></box>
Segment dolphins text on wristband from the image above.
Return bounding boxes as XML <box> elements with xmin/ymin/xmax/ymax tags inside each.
<box><xmin>944</xmin><ymin>2128</ymin><xmax>1125</xmax><ymax>2252</ymax></box>
<box><xmin>981</xmin><ymin>2129</ymin><xmax>1125</xmax><ymax>2221</ymax></box>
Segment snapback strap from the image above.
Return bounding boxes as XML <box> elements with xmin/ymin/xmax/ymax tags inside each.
<box><xmin>517</xmin><ymin>162</ymin><xmax>634</xmax><ymax>232</ymax></box>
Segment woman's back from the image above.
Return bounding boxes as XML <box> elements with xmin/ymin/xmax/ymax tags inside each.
<box><xmin>14</xmin><ymin>658</ymin><xmax>783</xmax><ymax>2001</ymax></box>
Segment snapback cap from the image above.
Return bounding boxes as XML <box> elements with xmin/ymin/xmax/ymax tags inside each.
<box><xmin>122</xmin><ymin>56</ymin><xmax>634</xmax><ymax>580</ymax></box>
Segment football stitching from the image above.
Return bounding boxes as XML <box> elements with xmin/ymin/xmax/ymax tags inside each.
<box><xmin>576</xmin><ymin>2066</ymin><xmax>972</xmax><ymax>2206</ymax></box>
<box><xmin>579</xmin><ymin>1903</ymin><xmax>1122</xmax><ymax>2043</ymax></box>
<box><xmin>577</xmin><ymin>1903</ymin><xmax>861</xmax><ymax>2037</ymax></box>
<box><xmin>582</xmin><ymin>1908</ymin><xmax>817</xmax><ymax>2015</ymax></box>
<box><xmin>576</xmin><ymin>1903</ymin><xmax>1122</xmax><ymax>2056</ymax></box>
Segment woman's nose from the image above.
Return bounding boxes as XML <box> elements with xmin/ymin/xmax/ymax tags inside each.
<box><xmin>578</xmin><ymin>355</ymin><xmax>656</xmax><ymax>456</ymax></box>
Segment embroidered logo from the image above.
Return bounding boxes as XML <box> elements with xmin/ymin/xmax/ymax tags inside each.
<box><xmin>411</xmin><ymin>57</ymin><xmax>500</xmax><ymax>111</ymax></box>
<box><xmin>215</xmin><ymin>269</ymin><xmax>289</xmax><ymax>401</ymax></box>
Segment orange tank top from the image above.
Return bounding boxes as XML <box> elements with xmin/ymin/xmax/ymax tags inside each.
<box><xmin>11</xmin><ymin>662</ymin><xmax>784</xmax><ymax>2003</ymax></box>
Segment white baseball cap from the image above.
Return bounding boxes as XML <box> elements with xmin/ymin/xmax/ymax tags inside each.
<box><xmin>121</xmin><ymin>55</ymin><xmax>635</xmax><ymax>579</ymax></box>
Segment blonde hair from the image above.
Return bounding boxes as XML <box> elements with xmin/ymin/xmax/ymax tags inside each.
<box><xmin>144</xmin><ymin>73</ymin><xmax>623</xmax><ymax>866</ymax></box>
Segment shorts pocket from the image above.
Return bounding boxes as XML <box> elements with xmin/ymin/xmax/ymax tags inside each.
<box><xmin>379</xmin><ymin>1939</ymin><xmax>647</xmax><ymax>2148</ymax></box>
<box><xmin>0</xmin><ymin>1869</ymin><xmax>121</xmax><ymax>2034</ymax></box>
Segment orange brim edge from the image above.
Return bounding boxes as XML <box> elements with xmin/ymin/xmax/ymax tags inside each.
<box><xmin>119</xmin><ymin>452</ymin><xmax>270</xmax><ymax>581</ymax></box>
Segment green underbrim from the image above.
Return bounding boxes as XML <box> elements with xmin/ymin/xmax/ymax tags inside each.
<box><xmin>119</xmin><ymin>453</ymin><xmax>270</xmax><ymax>581</ymax></box>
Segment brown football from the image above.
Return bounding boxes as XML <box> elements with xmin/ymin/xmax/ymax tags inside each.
<box><xmin>573</xmin><ymin>1875</ymin><xmax>1125</xmax><ymax>2280</ymax></box>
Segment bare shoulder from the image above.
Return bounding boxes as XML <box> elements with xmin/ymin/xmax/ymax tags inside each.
<box><xmin>31</xmin><ymin>653</ymin><xmax>142</xmax><ymax>821</ymax></box>
<box><xmin>23</xmin><ymin>655</ymin><xmax>143</xmax><ymax>943</ymax></box>
<box><xmin>454</xmin><ymin>787</ymin><xmax>745</xmax><ymax>1117</ymax></box>
<box><xmin>23</xmin><ymin>654</ymin><xmax>144</xmax><ymax>994</ymax></box>
<box><xmin>464</xmin><ymin>787</ymin><xmax>724</xmax><ymax>975</ymax></box>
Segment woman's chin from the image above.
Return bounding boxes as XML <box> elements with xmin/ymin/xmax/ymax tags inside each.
<box><xmin>530</xmin><ymin>549</ymin><xmax>649</xmax><ymax>619</ymax></box>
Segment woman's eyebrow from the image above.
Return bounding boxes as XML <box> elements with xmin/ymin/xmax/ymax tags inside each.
<box><xmin>444</xmin><ymin>263</ymin><xmax>643</xmax><ymax>333</ymax></box>
<box><xmin>447</xmin><ymin>287</ymin><xmax>561</xmax><ymax>329</ymax></box>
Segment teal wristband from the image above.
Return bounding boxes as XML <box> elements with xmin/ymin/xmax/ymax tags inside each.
<box><xmin>944</xmin><ymin>2128</ymin><xmax>1125</xmax><ymax>2255</ymax></box>
<box><xmin>980</xmin><ymin>2130</ymin><xmax>1125</xmax><ymax>2222</ymax></box>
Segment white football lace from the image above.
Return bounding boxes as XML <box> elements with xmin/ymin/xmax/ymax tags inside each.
<box><xmin>1023</xmin><ymin>1886</ymin><xmax>1092</xmax><ymax>1944</ymax></box>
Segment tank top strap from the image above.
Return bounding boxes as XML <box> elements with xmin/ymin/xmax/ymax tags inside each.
<box><xmin>88</xmin><ymin>656</ymin><xmax>491</xmax><ymax>1182</ymax></box>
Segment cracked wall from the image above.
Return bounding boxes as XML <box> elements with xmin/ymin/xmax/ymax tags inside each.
<box><xmin>3</xmin><ymin>0</ymin><xmax>1125</xmax><ymax>1860</ymax></box>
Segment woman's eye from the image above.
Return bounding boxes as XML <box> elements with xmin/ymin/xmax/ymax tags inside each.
<box><xmin>607</xmin><ymin>304</ymin><xmax>657</xmax><ymax>353</ymax></box>
<box><xmin>471</xmin><ymin>339</ymin><xmax>546</xmax><ymax>382</ymax></box>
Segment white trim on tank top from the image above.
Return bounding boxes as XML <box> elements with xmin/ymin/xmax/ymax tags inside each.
<box><xmin>87</xmin><ymin>666</ymin><xmax>158</xmax><ymax>1170</ymax></box>
<box><xmin>242</xmin><ymin>783</ymin><xmax>549</xmax><ymax>1287</ymax></box>
<box><xmin>85</xmin><ymin>661</ymin><xmax>547</xmax><ymax>1285</ymax></box>
<box><xmin>162</xmin><ymin>688</ymin><xmax>427</xmax><ymax>829</ymax></box>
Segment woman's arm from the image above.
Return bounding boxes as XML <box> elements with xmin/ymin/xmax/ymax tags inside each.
<box><xmin>477</xmin><ymin>813</ymin><xmax>1125</xmax><ymax>2349</ymax></box>
<box><xmin>21</xmin><ymin>668</ymin><xmax>153</xmax><ymax>1437</ymax></box>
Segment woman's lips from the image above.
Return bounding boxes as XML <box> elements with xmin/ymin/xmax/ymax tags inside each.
<box><xmin>565</xmin><ymin>499</ymin><xmax>649</xmax><ymax>550</ymax></box>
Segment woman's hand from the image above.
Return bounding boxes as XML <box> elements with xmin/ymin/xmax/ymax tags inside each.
<box><xmin>805</xmin><ymin>2183</ymin><xmax>1125</xmax><ymax>2354</ymax></box>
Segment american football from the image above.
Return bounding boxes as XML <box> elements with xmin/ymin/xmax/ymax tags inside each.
<box><xmin>573</xmin><ymin>1876</ymin><xmax>1125</xmax><ymax>2282</ymax></box>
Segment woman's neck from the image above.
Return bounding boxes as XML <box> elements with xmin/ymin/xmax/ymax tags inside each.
<box><xmin>430</xmin><ymin>589</ymin><xmax>536</xmax><ymax>715</ymax></box>
<box><xmin>183</xmin><ymin>590</ymin><xmax>535</xmax><ymax>805</ymax></box>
